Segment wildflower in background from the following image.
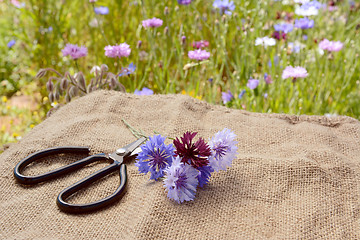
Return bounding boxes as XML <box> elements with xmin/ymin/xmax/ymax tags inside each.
<box><xmin>94</xmin><ymin>6</ymin><xmax>109</xmax><ymax>15</ymax></box>
<box><xmin>104</xmin><ymin>43</ymin><xmax>131</xmax><ymax>58</ymax></box>
<box><xmin>208</xmin><ymin>128</ymin><xmax>238</xmax><ymax>172</ymax></box>
<box><xmin>319</xmin><ymin>39</ymin><xmax>343</xmax><ymax>52</ymax></box>
<box><xmin>90</xmin><ymin>65</ymin><xmax>101</xmax><ymax>76</ymax></box>
<box><xmin>181</xmin><ymin>36</ymin><xmax>186</xmax><ymax>45</ymax></box>
<box><xmin>11</xmin><ymin>0</ymin><xmax>24</xmax><ymax>8</ymax></box>
<box><xmin>263</xmin><ymin>93</ymin><xmax>268</xmax><ymax>99</ymax></box>
<box><xmin>173</xmin><ymin>131</ymin><xmax>212</xmax><ymax>169</ymax></box>
<box><xmin>264</xmin><ymin>73</ymin><xmax>273</xmax><ymax>84</ymax></box>
<box><xmin>7</xmin><ymin>40</ymin><xmax>16</xmax><ymax>48</ymax></box>
<box><xmin>134</xmin><ymin>87</ymin><xmax>153</xmax><ymax>95</ymax></box>
<box><xmin>213</xmin><ymin>0</ymin><xmax>235</xmax><ymax>15</ymax></box>
<box><xmin>188</xmin><ymin>49</ymin><xmax>210</xmax><ymax>61</ymax></box>
<box><xmin>282</xmin><ymin>66</ymin><xmax>308</xmax><ymax>79</ymax></box>
<box><xmin>274</xmin><ymin>23</ymin><xmax>293</xmax><ymax>33</ymax></box>
<box><xmin>62</xmin><ymin>44</ymin><xmax>88</xmax><ymax>59</ymax></box>
<box><xmin>118</xmin><ymin>63</ymin><xmax>136</xmax><ymax>77</ymax></box>
<box><xmin>197</xmin><ymin>165</ymin><xmax>214</xmax><ymax>188</ymax></box>
<box><xmin>222</xmin><ymin>90</ymin><xmax>234</xmax><ymax>104</ymax></box>
<box><xmin>255</xmin><ymin>37</ymin><xmax>276</xmax><ymax>48</ymax></box>
<box><xmin>238</xmin><ymin>90</ymin><xmax>246</xmax><ymax>99</ymax></box>
<box><xmin>178</xmin><ymin>0</ymin><xmax>192</xmax><ymax>5</ymax></box>
<box><xmin>272</xmin><ymin>31</ymin><xmax>287</xmax><ymax>41</ymax></box>
<box><xmin>288</xmin><ymin>42</ymin><xmax>303</xmax><ymax>53</ymax></box>
<box><xmin>247</xmin><ymin>78</ymin><xmax>259</xmax><ymax>90</ymax></box>
<box><xmin>192</xmin><ymin>40</ymin><xmax>209</xmax><ymax>49</ymax></box>
<box><xmin>303</xmin><ymin>34</ymin><xmax>308</xmax><ymax>40</ymax></box>
<box><xmin>295</xmin><ymin>1</ymin><xmax>323</xmax><ymax>16</ymax></box>
<box><xmin>142</xmin><ymin>17</ymin><xmax>163</xmax><ymax>28</ymax></box>
<box><xmin>163</xmin><ymin>156</ymin><xmax>199</xmax><ymax>203</ymax></box>
<box><xmin>135</xmin><ymin>135</ymin><xmax>175</xmax><ymax>180</ymax></box>
<box><xmin>294</xmin><ymin>17</ymin><xmax>314</xmax><ymax>29</ymax></box>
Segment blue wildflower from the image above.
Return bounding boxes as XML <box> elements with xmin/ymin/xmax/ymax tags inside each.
<box><xmin>163</xmin><ymin>156</ymin><xmax>199</xmax><ymax>203</ymax></box>
<box><xmin>118</xmin><ymin>63</ymin><xmax>136</xmax><ymax>77</ymax></box>
<box><xmin>94</xmin><ymin>6</ymin><xmax>109</xmax><ymax>15</ymax></box>
<box><xmin>294</xmin><ymin>18</ymin><xmax>314</xmax><ymax>29</ymax></box>
<box><xmin>208</xmin><ymin>128</ymin><xmax>238</xmax><ymax>172</ymax></box>
<box><xmin>274</xmin><ymin>23</ymin><xmax>293</xmax><ymax>34</ymax></box>
<box><xmin>134</xmin><ymin>87</ymin><xmax>153</xmax><ymax>95</ymax></box>
<box><xmin>221</xmin><ymin>90</ymin><xmax>234</xmax><ymax>104</ymax></box>
<box><xmin>7</xmin><ymin>40</ymin><xmax>16</xmax><ymax>48</ymax></box>
<box><xmin>247</xmin><ymin>78</ymin><xmax>259</xmax><ymax>90</ymax></box>
<box><xmin>135</xmin><ymin>135</ymin><xmax>175</xmax><ymax>180</ymax></box>
<box><xmin>178</xmin><ymin>0</ymin><xmax>192</xmax><ymax>5</ymax></box>
<box><xmin>238</xmin><ymin>90</ymin><xmax>246</xmax><ymax>99</ymax></box>
<box><xmin>197</xmin><ymin>165</ymin><xmax>214</xmax><ymax>188</ymax></box>
<box><xmin>213</xmin><ymin>0</ymin><xmax>235</xmax><ymax>15</ymax></box>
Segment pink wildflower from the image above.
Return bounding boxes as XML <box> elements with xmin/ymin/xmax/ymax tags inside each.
<box><xmin>319</xmin><ymin>39</ymin><xmax>343</xmax><ymax>52</ymax></box>
<box><xmin>282</xmin><ymin>66</ymin><xmax>308</xmax><ymax>79</ymax></box>
<box><xmin>192</xmin><ymin>40</ymin><xmax>209</xmax><ymax>49</ymax></box>
<box><xmin>188</xmin><ymin>49</ymin><xmax>210</xmax><ymax>61</ymax></box>
<box><xmin>104</xmin><ymin>43</ymin><xmax>131</xmax><ymax>58</ymax></box>
<box><xmin>61</xmin><ymin>44</ymin><xmax>88</xmax><ymax>59</ymax></box>
<box><xmin>142</xmin><ymin>18</ymin><xmax>163</xmax><ymax>28</ymax></box>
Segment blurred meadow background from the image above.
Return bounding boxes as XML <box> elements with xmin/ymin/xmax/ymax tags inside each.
<box><xmin>1</xmin><ymin>0</ymin><xmax>360</xmax><ymax>149</ymax></box>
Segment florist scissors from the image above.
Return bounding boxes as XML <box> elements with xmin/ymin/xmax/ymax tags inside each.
<box><xmin>14</xmin><ymin>137</ymin><xmax>146</xmax><ymax>214</ymax></box>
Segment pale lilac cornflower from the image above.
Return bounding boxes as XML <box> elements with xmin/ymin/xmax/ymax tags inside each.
<box><xmin>282</xmin><ymin>66</ymin><xmax>308</xmax><ymax>79</ymax></box>
<box><xmin>213</xmin><ymin>0</ymin><xmax>235</xmax><ymax>15</ymax></box>
<box><xmin>208</xmin><ymin>128</ymin><xmax>238</xmax><ymax>172</ymax></box>
<box><xmin>295</xmin><ymin>1</ymin><xmax>323</xmax><ymax>16</ymax></box>
<box><xmin>294</xmin><ymin>17</ymin><xmax>314</xmax><ymax>29</ymax></box>
<box><xmin>221</xmin><ymin>90</ymin><xmax>234</xmax><ymax>104</ymax></box>
<box><xmin>104</xmin><ymin>43</ymin><xmax>131</xmax><ymax>58</ymax></box>
<box><xmin>142</xmin><ymin>18</ymin><xmax>163</xmax><ymax>28</ymax></box>
<box><xmin>247</xmin><ymin>78</ymin><xmax>259</xmax><ymax>89</ymax></box>
<box><xmin>163</xmin><ymin>156</ymin><xmax>199</xmax><ymax>204</ymax></box>
<box><xmin>94</xmin><ymin>6</ymin><xmax>109</xmax><ymax>15</ymax></box>
<box><xmin>62</xmin><ymin>44</ymin><xmax>88</xmax><ymax>59</ymax></box>
<box><xmin>255</xmin><ymin>37</ymin><xmax>276</xmax><ymax>48</ymax></box>
<box><xmin>134</xmin><ymin>87</ymin><xmax>153</xmax><ymax>95</ymax></box>
<box><xmin>135</xmin><ymin>135</ymin><xmax>175</xmax><ymax>180</ymax></box>
<box><xmin>178</xmin><ymin>0</ymin><xmax>192</xmax><ymax>5</ymax></box>
<box><xmin>319</xmin><ymin>39</ymin><xmax>343</xmax><ymax>52</ymax></box>
<box><xmin>188</xmin><ymin>49</ymin><xmax>210</xmax><ymax>61</ymax></box>
<box><xmin>7</xmin><ymin>40</ymin><xmax>16</xmax><ymax>48</ymax></box>
<box><xmin>274</xmin><ymin>23</ymin><xmax>294</xmax><ymax>33</ymax></box>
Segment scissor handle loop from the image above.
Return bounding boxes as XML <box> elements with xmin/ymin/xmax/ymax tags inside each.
<box><xmin>57</xmin><ymin>162</ymin><xmax>127</xmax><ymax>213</ymax></box>
<box><xmin>13</xmin><ymin>146</ymin><xmax>108</xmax><ymax>185</ymax></box>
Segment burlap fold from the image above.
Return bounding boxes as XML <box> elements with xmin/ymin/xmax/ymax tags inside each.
<box><xmin>1</xmin><ymin>90</ymin><xmax>360</xmax><ymax>239</ymax></box>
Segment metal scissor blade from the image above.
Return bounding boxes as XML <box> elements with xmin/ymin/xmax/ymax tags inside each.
<box><xmin>120</xmin><ymin>137</ymin><xmax>147</xmax><ymax>157</ymax></box>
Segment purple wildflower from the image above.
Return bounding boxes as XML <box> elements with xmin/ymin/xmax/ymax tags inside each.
<box><xmin>208</xmin><ymin>128</ymin><xmax>238</xmax><ymax>172</ymax></box>
<box><xmin>197</xmin><ymin>165</ymin><xmax>214</xmax><ymax>188</ymax></box>
<box><xmin>178</xmin><ymin>0</ymin><xmax>192</xmax><ymax>5</ymax></box>
<box><xmin>104</xmin><ymin>43</ymin><xmax>131</xmax><ymax>58</ymax></box>
<box><xmin>192</xmin><ymin>40</ymin><xmax>209</xmax><ymax>49</ymax></box>
<box><xmin>135</xmin><ymin>135</ymin><xmax>175</xmax><ymax>180</ymax></box>
<box><xmin>294</xmin><ymin>17</ymin><xmax>314</xmax><ymax>29</ymax></box>
<box><xmin>62</xmin><ymin>44</ymin><xmax>88</xmax><ymax>59</ymax></box>
<box><xmin>163</xmin><ymin>156</ymin><xmax>199</xmax><ymax>204</ymax></box>
<box><xmin>118</xmin><ymin>63</ymin><xmax>136</xmax><ymax>77</ymax></box>
<box><xmin>319</xmin><ymin>39</ymin><xmax>343</xmax><ymax>52</ymax></box>
<box><xmin>188</xmin><ymin>49</ymin><xmax>210</xmax><ymax>61</ymax></box>
<box><xmin>94</xmin><ymin>6</ymin><xmax>109</xmax><ymax>15</ymax></box>
<box><xmin>142</xmin><ymin>18</ymin><xmax>163</xmax><ymax>28</ymax></box>
<box><xmin>213</xmin><ymin>0</ymin><xmax>235</xmax><ymax>15</ymax></box>
<box><xmin>7</xmin><ymin>40</ymin><xmax>16</xmax><ymax>48</ymax></box>
<box><xmin>134</xmin><ymin>87</ymin><xmax>153</xmax><ymax>95</ymax></box>
<box><xmin>222</xmin><ymin>90</ymin><xmax>234</xmax><ymax>104</ymax></box>
<box><xmin>282</xmin><ymin>66</ymin><xmax>308</xmax><ymax>79</ymax></box>
<box><xmin>247</xmin><ymin>78</ymin><xmax>259</xmax><ymax>90</ymax></box>
<box><xmin>274</xmin><ymin>23</ymin><xmax>294</xmax><ymax>33</ymax></box>
<box><xmin>238</xmin><ymin>90</ymin><xmax>246</xmax><ymax>99</ymax></box>
<box><xmin>264</xmin><ymin>73</ymin><xmax>273</xmax><ymax>84</ymax></box>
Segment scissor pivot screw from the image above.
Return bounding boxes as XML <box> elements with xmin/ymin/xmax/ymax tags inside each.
<box><xmin>116</xmin><ymin>148</ymin><xmax>126</xmax><ymax>155</ymax></box>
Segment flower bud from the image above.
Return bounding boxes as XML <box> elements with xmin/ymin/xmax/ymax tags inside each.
<box><xmin>137</xmin><ymin>40</ymin><xmax>142</xmax><ymax>49</ymax></box>
<box><xmin>60</xmin><ymin>78</ymin><xmax>69</xmax><ymax>91</ymax></box>
<box><xmin>164</xmin><ymin>6</ymin><xmax>169</xmax><ymax>15</ymax></box>
<box><xmin>110</xmin><ymin>77</ymin><xmax>117</xmax><ymax>90</ymax></box>
<box><xmin>101</xmin><ymin>64</ymin><xmax>109</xmax><ymax>72</ymax></box>
<box><xmin>181</xmin><ymin>36</ymin><xmax>186</xmax><ymax>46</ymax></box>
<box><xmin>164</xmin><ymin>27</ymin><xmax>169</xmax><ymax>35</ymax></box>
<box><xmin>69</xmin><ymin>86</ymin><xmax>78</xmax><ymax>98</ymax></box>
<box><xmin>77</xmin><ymin>73</ymin><xmax>86</xmax><ymax>91</ymax></box>
<box><xmin>54</xmin><ymin>90</ymin><xmax>60</xmax><ymax>101</ymax></box>
<box><xmin>36</xmin><ymin>69</ymin><xmax>47</xmax><ymax>79</ymax></box>
<box><xmin>87</xmin><ymin>84</ymin><xmax>93</xmax><ymax>93</ymax></box>
<box><xmin>46</xmin><ymin>79</ymin><xmax>54</xmax><ymax>92</ymax></box>
<box><xmin>65</xmin><ymin>93</ymin><xmax>71</xmax><ymax>103</ymax></box>
<box><xmin>48</xmin><ymin>92</ymin><xmax>54</xmax><ymax>103</ymax></box>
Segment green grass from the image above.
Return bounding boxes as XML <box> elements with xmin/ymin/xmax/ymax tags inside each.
<box><xmin>1</xmin><ymin>0</ymin><xmax>360</xmax><ymax>146</ymax></box>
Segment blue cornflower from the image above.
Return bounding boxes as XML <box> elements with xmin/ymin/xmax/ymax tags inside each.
<box><xmin>208</xmin><ymin>128</ymin><xmax>238</xmax><ymax>172</ymax></box>
<box><xmin>213</xmin><ymin>0</ymin><xmax>235</xmax><ymax>15</ymax></box>
<box><xmin>94</xmin><ymin>6</ymin><xmax>109</xmax><ymax>15</ymax></box>
<box><xmin>294</xmin><ymin>18</ymin><xmax>314</xmax><ymax>29</ymax></box>
<box><xmin>134</xmin><ymin>87</ymin><xmax>153</xmax><ymax>95</ymax></box>
<box><xmin>163</xmin><ymin>156</ymin><xmax>199</xmax><ymax>203</ymax></box>
<box><xmin>238</xmin><ymin>90</ymin><xmax>246</xmax><ymax>99</ymax></box>
<box><xmin>221</xmin><ymin>90</ymin><xmax>234</xmax><ymax>104</ymax></box>
<box><xmin>197</xmin><ymin>165</ymin><xmax>214</xmax><ymax>188</ymax></box>
<box><xmin>178</xmin><ymin>0</ymin><xmax>192</xmax><ymax>5</ymax></box>
<box><xmin>135</xmin><ymin>135</ymin><xmax>175</xmax><ymax>180</ymax></box>
<box><xmin>274</xmin><ymin>23</ymin><xmax>293</xmax><ymax>34</ymax></box>
<box><xmin>118</xmin><ymin>63</ymin><xmax>136</xmax><ymax>77</ymax></box>
<box><xmin>7</xmin><ymin>40</ymin><xmax>16</xmax><ymax>48</ymax></box>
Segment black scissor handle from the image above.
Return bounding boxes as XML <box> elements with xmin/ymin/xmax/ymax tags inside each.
<box><xmin>57</xmin><ymin>162</ymin><xmax>127</xmax><ymax>213</ymax></box>
<box><xmin>13</xmin><ymin>146</ymin><xmax>108</xmax><ymax>185</ymax></box>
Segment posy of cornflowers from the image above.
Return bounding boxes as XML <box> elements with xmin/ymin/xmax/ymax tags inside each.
<box><xmin>135</xmin><ymin>129</ymin><xmax>238</xmax><ymax>204</ymax></box>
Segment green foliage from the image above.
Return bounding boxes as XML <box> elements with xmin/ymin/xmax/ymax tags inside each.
<box><xmin>1</xmin><ymin>0</ymin><xmax>360</xmax><ymax>147</ymax></box>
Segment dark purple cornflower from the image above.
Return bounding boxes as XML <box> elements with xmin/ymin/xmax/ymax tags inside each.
<box><xmin>272</xmin><ymin>31</ymin><xmax>287</xmax><ymax>40</ymax></box>
<box><xmin>173</xmin><ymin>131</ymin><xmax>212</xmax><ymax>169</ymax></box>
<box><xmin>178</xmin><ymin>0</ymin><xmax>192</xmax><ymax>5</ymax></box>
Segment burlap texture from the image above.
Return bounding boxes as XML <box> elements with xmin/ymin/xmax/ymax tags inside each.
<box><xmin>1</xmin><ymin>90</ymin><xmax>360</xmax><ymax>239</ymax></box>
